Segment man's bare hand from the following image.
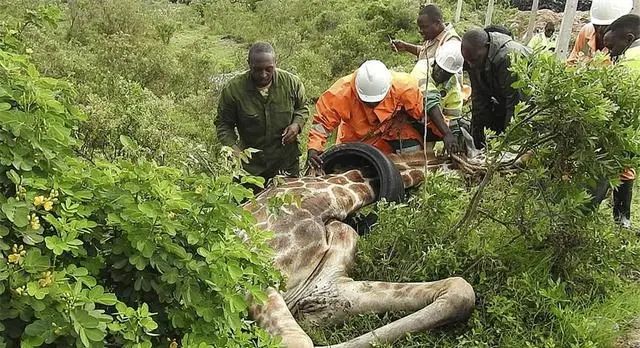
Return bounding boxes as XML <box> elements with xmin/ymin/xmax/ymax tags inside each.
<box><xmin>443</xmin><ymin>133</ymin><xmax>461</xmax><ymax>155</ymax></box>
<box><xmin>282</xmin><ymin>123</ymin><xmax>301</xmax><ymax>145</ymax></box>
<box><xmin>390</xmin><ymin>39</ymin><xmax>408</xmax><ymax>53</ymax></box>
<box><xmin>307</xmin><ymin>149</ymin><xmax>323</xmax><ymax>170</ymax></box>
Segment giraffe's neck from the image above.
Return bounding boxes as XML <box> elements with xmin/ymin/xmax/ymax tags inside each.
<box><xmin>392</xmin><ymin>153</ymin><xmax>457</xmax><ymax>189</ymax></box>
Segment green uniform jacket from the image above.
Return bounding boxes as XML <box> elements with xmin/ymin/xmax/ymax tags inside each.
<box><xmin>215</xmin><ymin>69</ymin><xmax>309</xmax><ymax>178</ymax></box>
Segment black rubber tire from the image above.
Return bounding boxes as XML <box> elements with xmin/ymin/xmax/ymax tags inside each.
<box><xmin>320</xmin><ymin>143</ymin><xmax>405</xmax><ymax>203</ymax></box>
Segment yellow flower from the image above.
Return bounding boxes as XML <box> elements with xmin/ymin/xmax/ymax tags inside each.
<box><xmin>8</xmin><ymin>253</ymin><xmax>22</xmax><ymax>264</ymax></box>
<box><xmin>167</xmin><ymin>212</ymin><xmax>176</xmax><ymax>220</ymax></box>
<box><xmin>38</xmin><ymin>271</ymin><xmax>54</xmax><ymax>287</ymax></box>
<box><xmin>30</xmin><ymin>214</ymin><xmax>40</xmax><ymax>230</ymax></box>
<box><xmin>15</xmin><ymin>286</ymin><xmax>26</xmax><ymax>295</ymax></box>
<box><xmin>43</xmin><ymin>200</ymin><xmax>53</xmax><ymax>211</ymax></box>
<box><xmin>195</xmin><ymin>186</ymin><xmax>203</xmax><ymax>194</ymax></box>
<box><xmin>33</xmin><ymin>196</ymin><xmax>45</xmax><ymax>207</ymax></box>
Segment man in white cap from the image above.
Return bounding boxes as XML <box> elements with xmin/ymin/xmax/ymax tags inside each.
<box><xmin>307</xmin><ymin>60</ymin><xmax>458</xmax><ymax>169</ymax></box>
<box><xmin>411</xmin><ymin>40</ymin><xmax>471</xmax><ymax>153</ymax></box>
<box><xmin>568</xmin><ymin>0</ymin><xmax>633</xmax><ymax>63</ymax></box>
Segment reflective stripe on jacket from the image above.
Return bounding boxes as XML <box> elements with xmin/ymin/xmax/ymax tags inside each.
<box><xmin>409</xmin><ymin>60</ymin><xmax>462</xmax><ymax>118</ymax></box>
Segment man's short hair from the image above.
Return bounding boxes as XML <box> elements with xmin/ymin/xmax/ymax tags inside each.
<box><xmin>485</xmin><ymin>24</ymin><xmax>513</xmax><ymax>38</ymax></box>
<box><xmin>419</xmin><ymin>4</ymin><xmax>443</xmax><ymax>23</ymax></box>
<box><xmin>462</xmin><ymin>28</ymin><xmax>489</xmax><ymax>49</ymax></box>
<box><xmin>248</xmin><ymin>42</ymin><xmax>276</xmax><ymax>62</ymax></box>
<box><xmin>607</xmin><ymin>14</ymin><xmax>640</xmax><ymax>38</ymax></box>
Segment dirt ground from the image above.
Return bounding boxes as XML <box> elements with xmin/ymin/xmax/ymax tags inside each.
<box><xmin>509</xmin><ymin>9</ymin><xmax>590</xmax><ymax>39</ymax></box>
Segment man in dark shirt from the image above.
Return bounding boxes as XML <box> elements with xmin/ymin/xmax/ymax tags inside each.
<box><xmin>461</xmin><ymin>29</ymin><xmax>531</xmax><ymax>149</ymax></box>
<box><xmin>216</xmin><ymin>42</ymin><xmax>309</xmax><ymax>180</ymax></box>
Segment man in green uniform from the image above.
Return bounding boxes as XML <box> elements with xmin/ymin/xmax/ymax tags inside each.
<box><xmin>215</xmin><ymin>42</ymin><xmax>309</xmax><ymax>181</ymax></box>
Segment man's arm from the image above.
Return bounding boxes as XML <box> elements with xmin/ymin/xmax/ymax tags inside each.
<box><xmin>470</xmin><ymin>76</ymin><xmax>492</xmax><ymax>128</ymax></box>
<box><xmin>292</xmin><ymin>78</ymin><xmax>309</xmax><ymax>128</ymax></box>
<box><xmin>405</xmin><ymin>81</ymin><xmax>459</xmax><ymax>153</ymax></box>
<box><xmin>307</xmin><ymin>93</ymin><xmax>343</xmax><ymax>152</ymax></box>
<box><xmin>391</xmin><ymin>40</ymin><xmax>422</xmax><ymax>57</ymax></box>
<box><xmin>215</xmin><ymin>86</ymin><xmax>239</xmax><ymax>147</ymax></box>
<box><xmin>567</xmin><ymin>25</ymin><xmax>588</xmax><ymax>64</ymax></box>
<box><xmin>497</xmin><ymin>56</ymin><xmax>520</xmax><ymax>131</ymax></box>
<box><xmin>282</xmin><ymin>78</ymin><xmax>310</xmax><ymax>144</ymax></box>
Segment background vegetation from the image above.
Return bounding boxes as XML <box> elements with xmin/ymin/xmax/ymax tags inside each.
<box><xmin>1</xmin><ymin>0</ymin><xmax>640</xmax><ymax>347</ymax></box>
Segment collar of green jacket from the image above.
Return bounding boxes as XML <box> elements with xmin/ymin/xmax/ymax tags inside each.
<box><xmin>244</xmin><ymin>68</ymin><xmax>280</xmax><ymax>91</ymax></box>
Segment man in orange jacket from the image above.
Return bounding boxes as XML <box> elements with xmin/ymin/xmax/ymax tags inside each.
<box><xmin>307</xmin><ymin>60</ymin><xmax>458</xmax><ymax>169</ymax></box>
<box><xmin>568</xmin><ymin>0</ymin><xmax>632</xmax><ymax>63</ymax></box>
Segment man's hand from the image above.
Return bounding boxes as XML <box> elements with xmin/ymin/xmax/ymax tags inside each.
<box><xmin>390</xmin><ymin>39</ymin><xmax>408</xmax><ymax>53</ymax></box>
<box><xmin>443</xmin><ymin>133</ymin><xmax>461</xmax><ymax>155</ymax></box>
<box><xmin>307</xmin><ymin>149</ymin><xmax>323</xmax><ymax>170</ymax></box>
<box><xmin>282</xmin><ymin>123</ymin><xmax>301</xmax><ymax>145</ymax></box>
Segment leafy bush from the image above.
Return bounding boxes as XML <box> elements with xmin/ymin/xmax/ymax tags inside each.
<box><xmin>305</xmin><ymin>52</ymin><xmax>640</xmax><ymax>347</ymax></box>
<box><xmin>0</xmin><ymin>18</ymin><xmax>281</xmax><ymax>348</ymax></box>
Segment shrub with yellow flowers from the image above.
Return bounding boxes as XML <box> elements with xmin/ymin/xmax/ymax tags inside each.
<box><xmin>0</xmin><ymin>8</ymin><xmax>280</xmax><ymax>348</ymax></box>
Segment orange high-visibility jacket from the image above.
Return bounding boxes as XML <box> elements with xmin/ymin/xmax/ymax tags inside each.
<box><xmin>568</xmin><ymin>23</ymin><xmax>609</xmax><ymax>64</ymax></box>
<box><xmin>308</xmin><ymin>72</ymin><xmax>439</xmax><ymax>154</ymax></box>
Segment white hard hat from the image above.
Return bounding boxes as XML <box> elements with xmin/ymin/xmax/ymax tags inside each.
<box><xmin>591</xmin><ymin>0</ymin><xmax>632</xmax><ymax>25</ymax></box>
<box><xmin>355</xmin><ymin>60</ymin><xmax>392</xmax><ymax>103</ymax></box>
<box><xmin>435</xmin><ymin>40</ymin><xmax>464</xmax><ymax>74</ymax></box>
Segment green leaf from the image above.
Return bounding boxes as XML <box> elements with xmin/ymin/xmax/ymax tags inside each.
<box><xmin>137</xmin><ymin>202</ymin><xmax>159</xmax><ymax>219</ymax></box>
<box><xmin>227</xmin><ymin>263</ymin><xmax>243</xmax><ymax>281</ymax></box>
<box><xmin>22</xmin><ymin>232</ymin><xmax>44</xmax><ymax>245</ymax></box>
<box><xmin>79</xmin><ymin>328</ymin><xmax>90</xmax><ymax>347</ymax></box>
<box><xmin>88</xmin><ymin>286</ymin><xmax>118</xmax><ymax>305</ymax></box>
<box><xmin>228</xmin><ymin>293</ymin><xmax>246</xmax><ymax>313</ymax></box>
<box><xmin>20</xmin><ymin>335</ymin><xmax>44</xmax><ymax>347</ymax></box>
<box><xmin>24</xmin><ymin>319</ymin><xmax>51</xmax><ymax>336</ymax></box>
<box><xmin>129</xmin><ymin>254</ymin><xmax>148</xmax><ymax>271</ymax></box>
<box><xmin>13</xmin><ymin>207</ymin><xmax>29</xmax><ymax>228</ymax></box>
<box><xmin>23</xmin><ymin>249</ymin><xmax>49</xmax><ymax>274</ymax></box>
<box><xmin>119</xmin><ymin>135</ymin><xmax>139</xmax><ymax>151</ymax></box>
<box><xmin>0</xmin><ymin>103</ymin><xmax>10</xmax><ymax>111</ymax></box>
<box><xmin>140</xmin><ymin>317</ymin><xmax>158</xmax><ymax>331</ymax></box>
<box><xmin>83</xmin><ymin>327</ymin><xmax>106</xmax><ymax>342</ymax></box>
<box><xmin>0</xmin><ymin>225</ymin><xmax>9</xmax><ymax>237</ymax></box>
<box><xmin>1</xmin><ymin>198</ymin><xmax>29</xmax><ymax>227</ymax></box>
<box><xmin>26</xmin><ymin>281</ymin><xmax>49</xmax><ymax>300</ymax></box>
<box><xmin>44</xmin><ymin>236</ymin><xmax>65</xmax><ymax>255</ymax></box>
<box><xmin>6</xmin><ymin>170</ymin><xmax>20</xmax><ymax>185</ymax></box>
<box><xmin>66</xmin><ymin>265</ymin><xmax>88</xmax><ymax>277</ymax></box>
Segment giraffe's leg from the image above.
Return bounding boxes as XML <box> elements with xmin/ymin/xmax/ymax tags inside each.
<box><xmin>320</xmin><ymin>277</ymin><xmax>475</xmax><ymax>348</ymax></box>
<box><xmin>297</xmin><ymin>222</ymin><xmax>474</xmax><ymax>348</ymax></box>
<box><xmin>249</xmin><ymin>288</ymin><xmax>314</xmax><ymax>348</ymax></box>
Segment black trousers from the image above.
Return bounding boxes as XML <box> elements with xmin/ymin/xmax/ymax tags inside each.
<box><xmin>589</xmin><ymin>178</ymin><xmax>634</xmax><ymax>221</ymax></box>
<box><xmin>613</xmin><ymin>180</ymin><xmax>634</xmax><ymax>221</ymax></box>
<box><xmin>471</xmin><ymin>102</ymin><xmax>508</xmax><ymax>150</ymax></box>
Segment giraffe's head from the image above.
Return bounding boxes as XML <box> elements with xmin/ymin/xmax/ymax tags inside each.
<box><xmin>318</xmin><ymin>144</ymin><xmax>462</xmax><ymax>203</ymax></box>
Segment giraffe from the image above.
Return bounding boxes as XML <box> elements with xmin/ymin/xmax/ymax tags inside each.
<box><xmin>242</xmin><ymin>149</ymin><xmax>495</xmax><ymax>348</ymax></box>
